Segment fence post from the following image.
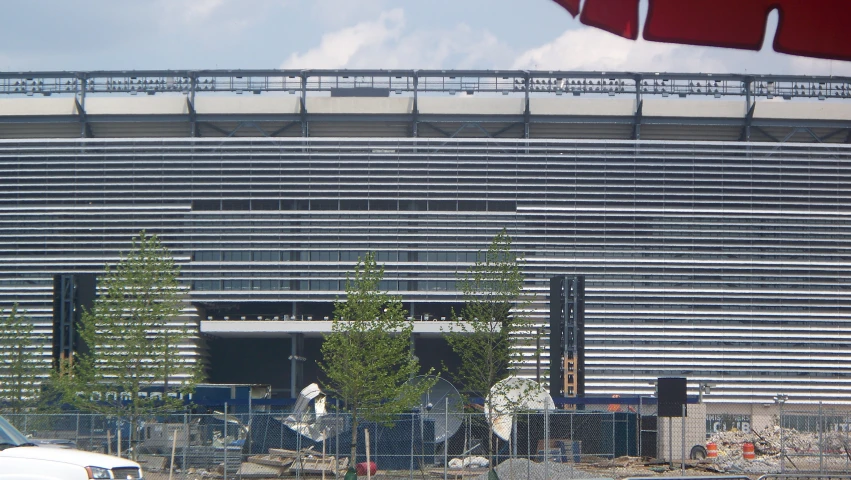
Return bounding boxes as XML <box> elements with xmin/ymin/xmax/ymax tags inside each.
<box><xmin>667</xmin><ymin>417</ymin><xmax>672</xmax><ymax>468</ymax></box>
<box><xmin>847</xmin><ymin>412</ymin><xmax>851</xmax><ymax>472</ymax></box>
<box><xmin>612</xmin><ymin>411</ymin><xmax>616</xmax><ymax>460</ymax></box>
<box><xmin>223</xmin><ymin>402</ymin><xmax>228</xmax><ymax>480</ymax></box>
<box><xmin>335</xmin><ymin>398</ymin><xmax>340</xmax><ymax>480</ymax></box>
<box><xmin>512</xmin><ymin>413</ymin><xmax>517</xmax><ymax>460</ymax></box>
<box><xmin>365</xmin><ymin>429</ymin><xmax>372</xmax><ymax>480</ymax></box>
<box><xmin>444</xmin><ymin>397</ymin><xmax>448</xmax><ymax>480</ymax></box>
<box><xmin>638</xmin><ymin>396</ymin><xmax>642</xmax><ymax>457</ymax></box>
<box><xmin>680</xmin><ymin>404</ymin><xmax>686</xmax><ymax>474</ymax></box>
<box><xmin>544</xmin><ymin>402</ymin><xmax>549</xmax><ymax>480</ymax></box>
<box><xmin>409</xmin><ymin>411</ymin><xmax>414</xmax><ymax>480</ymax></box>
<box><xmin>183</xmin><ymin>410</ymin><xmax>188</xmax><ymax>472</ymax></box>
<box><xmin>76</xmin><ymin>411</ymin><xmax>80</xmax><ymax>447</ymax></box>
<box><xmin>570</xmin><ymin>409</ymin><xmax>574</xmax><ymax>478</ymax></box>
<box><xmin>526</xmin><ymin>410</ymin><xmax>531</xmax><ymax>480</ymax></box>
<box><xmin>374</xmin><ymin>422</ymin><xmax>379</xmax><ymax>479</ymax></box>
<box><xmin>846</xmin><ymin>411</ymin><xmax>851</xmax><ymax>472</ymax></box>
<box><xmin>295</xmin><ymin>402</ymin><xmax>302</xmax><ymax>480</ymax></box>
<box><xmin>169</xmin><ymin>428</ymin><xmax>177</xmax><ymax>480</ymax></box>
<box><xmin>818</xmin><ymin>401</ymin><xmax>823</xmax><ymax>474</ymax></box>
<box><xmin>779</xmin><ymin>399</ymin><xmax>785</xmax><ymax>474</ymax></box>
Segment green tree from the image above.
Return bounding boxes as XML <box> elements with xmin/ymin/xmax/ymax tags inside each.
<box><xmin>444</xmin><ymin>229</ymin><xmax>534</xmax><ymax>463</ymax></box>
<box><xmin>0</xmin><ymin>304</ymin><xmax>47</xmax><ymax>413</ymax></box>
<box><xmin>319</xmin><ymin>252</ymin><xmax>434</xmax><ymax>465</ymax></box>
<box><xmin>64</xmin><ymin>231</ymin><xmax>203</xmax><ymax>456</ymax></box>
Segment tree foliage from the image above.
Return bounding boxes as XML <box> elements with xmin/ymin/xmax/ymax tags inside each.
<box><xmin>445</xmin><ymin>229</ymin><xmax>532</xmax><ymax>399</ymax></box>
<box><xmin>62</xmin><ymin>231</ymin><xmax>203</xmax><ymax>455</ymax></box>
<box><xmin>0</xmin><ymin>304</ymin><xmax>47</xmax><ymax>413</ymax></box>
<box><xmin>444</xmin><ymin>229</ymin><xmax>533</xmax><ymax>466</ymax></box>
<box><xmin>319</xmin><ymin>252</ymin><xmax>434</xmax><ymax>464</ymax></box>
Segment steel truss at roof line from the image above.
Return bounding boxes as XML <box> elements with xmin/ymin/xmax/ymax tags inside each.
<box><xmin>2</xmin><ymin>69</ymin><xmax>850</xmax><ymax>101</ymax></box>
<box><xmin>2</xmin><ymin>69</ymin><xmax>850</xmax><ymax>142</ymax></box>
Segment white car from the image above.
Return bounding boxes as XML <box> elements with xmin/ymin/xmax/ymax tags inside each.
<box><xmin>0</xmin><ymin>416</ymin><xmax>143</xmax><ymax>480</ymax></box>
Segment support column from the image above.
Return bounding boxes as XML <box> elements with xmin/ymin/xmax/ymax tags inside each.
<box><xmin>300</xmin><ymin>72</ymin><xmax>308</xmax><ymax>137</ymax></box>
<box><xmin>632</xmin><ymin>100</ymin><xmax>643</xmax><ymax>140</ymax></box>
<box><xmin>76</xmin><ymin>76</ymin><xmax>91</xmax><ymax>138</ymax></box>
<box><xmin>412</xmin><ymin>74</ymin><xmax>419</xmax><ymax>138</ymax></box>
<box><xmin>633</xmin><ymin>75</ymin><xmax>642</xmax><ymax>140</ymax></box>
<box><xmin>289</xmin><ymin>333</ymin><xmax>305</xmax><ymax>399</ymax></box>
<box><xmin>189</xmin><ymin>75</ymin><xmax>198</xmax><ymax>137</ymax></box>
<box><xmin>742</xmin><ymin>79</ymin><xmax>753</xmax><ymax>141</ymax></box>
<box><xmin>56</xmin><ymin>275</ymin><xmax>76</xmax><ymax>362</ymax></box>
<box><xmin>523</xmin><ymin>72</ymin><xmax>530</xmax><ymax>139</ymax></box>
<box><xmin>52</xmin><ymin>273</ymin><xmax>96</xmax><ymax>366</ymax></box>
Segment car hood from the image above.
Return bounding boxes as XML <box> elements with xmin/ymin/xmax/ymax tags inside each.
<box><xmin>0</xmin><ymin>446</ymin><xmax>140</xmax><ymax>469</ymax></box>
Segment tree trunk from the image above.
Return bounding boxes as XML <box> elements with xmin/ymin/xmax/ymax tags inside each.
<box><xmin>487</xmin><ymin>392</ymin><xmax>495</xmax><ymax>469</ymax></box>
<box><xmin>163</xmin><ymin>331</ymin><xmax>170</xmax><ymax>394</ymax></box>
<box><xmin>130</xmin><ymin>402</ymin><xmax>138</xmax><ymax>461</ymax></box>
<box><xmin>350</xmin><ymin>413</ymin><xmax>359</xmax><ymax>466</ymax></box>
<box><xmin>489</xmin><ymin>424</ymin><xmax>495</xmax><ymax>469</ymax></box>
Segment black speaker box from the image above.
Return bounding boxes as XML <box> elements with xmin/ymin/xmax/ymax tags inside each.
<box><xmin>657</xmin><ymin>377</ymin><xmax>687</xmax><ymax>417</ymax></box>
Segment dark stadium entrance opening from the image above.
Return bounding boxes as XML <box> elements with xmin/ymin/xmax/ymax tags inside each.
<box><xmin>199</xmin><ymin>302</ymin><xmax>462</xmax><ymax>399</ymax></box>
<box><xmin>205</xmin><ymin>335</ymin><xmax>460</xmax><ymax>399</ymax></box>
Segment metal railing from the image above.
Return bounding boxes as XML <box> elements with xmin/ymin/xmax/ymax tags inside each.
<box><xmin>1</xmin><ymin>69</ymin><xmax>849</xmax><ymax>101</ymax></box>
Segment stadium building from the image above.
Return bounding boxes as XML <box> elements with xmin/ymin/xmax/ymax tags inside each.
<box><xmin>1</xmin><ymin>69</ymin><xmax>850</xmax><ymax>403</ymax></box>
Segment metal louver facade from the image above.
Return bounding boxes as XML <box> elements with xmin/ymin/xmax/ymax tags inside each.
<box><xmin>1</xmin><ymin>137</ymin><xmax>849</xmax><ymax>403</ymax></box>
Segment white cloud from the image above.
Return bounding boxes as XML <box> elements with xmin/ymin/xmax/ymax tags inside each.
<box><xmin>356</xmin><ymin>23</ymin><xmax>505</xmax><ymax>70</ymax></box>
<box><xmin>282</xmin><ymin>9</ymin><xmax>405</xmax><ymax>69</ymax></box>
<box><xmin>308</xmin><ymin>0</ymin><xmax>389</xmax><ymax>29</ymax></box>
<box><xmin>786</xmin><ymin>55</ymin><xmax>851</xmax><ymax>77</ymax></box>
<box><xmin>512</xmin><ymin>25</ymin><xmax>851</xmax><ymax>76</ymax></box>
<box><xmin>181</xmin><ymin>0</ymin><xmax>225</xmax><ymax>22</ymax></box>
<box><xmin>157</xmin><ymin>0</ymin><xmax>286</xmax><ymax>38</ymax></box>
<box><xmin>513</xmin><ymin>28</ymin><xmax>721</xmax><ymax>72</ymax></box>
<box><xmin>159</xmin><ymin>0</ymin><xmax>226</xmax><ymax>25</ymax></box>
<box><xmin>281</xmin><ymin>9</ymin><xmax>511</xmax><ymax>70</ymax></box>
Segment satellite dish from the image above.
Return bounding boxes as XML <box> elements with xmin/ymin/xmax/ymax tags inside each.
<box><xmin>408</xmin><ymin>376</ymin><xmax>464</xmax><ymax>444</ymax></box>
<box><xmin>282</xmin><ymin>383</ymin><xmax>345</xmax><ymax>442</ymax></box>
<box><xmin>484</xmin><ymin>377</ymin><xmax>555</xmax><ymax>441</ymax></box>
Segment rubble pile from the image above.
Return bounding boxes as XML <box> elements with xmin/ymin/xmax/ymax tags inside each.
<box><xmin>707</xmin><ymin>425</ymin><xmax>780</xmax><ymax>472</ymax></box>
<box><xmin>709</xmin><ymin>426</ymin><xmax>775</xmax><ymax>458</ymax></box>
<box><xmin>706</xmin><ymin>424</ymin><xmax>851</xmax><ymax>474</ymax></box>
<box><xmin>233</xmin><ymin>447</ymin><xmax>348</xmax><ymax>478</ymax></box>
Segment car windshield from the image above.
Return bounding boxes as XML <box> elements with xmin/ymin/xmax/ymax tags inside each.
<box><xmin>0</xmin><ymin>416</ymin><xmax>30</xmax><ymax>447</ymax></box>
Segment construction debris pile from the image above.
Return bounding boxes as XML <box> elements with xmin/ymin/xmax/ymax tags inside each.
<box><xmin>707</xmin><ymin>425</ymin><xmax>851</xmax><ymax>473</ymax></box>
<box><xmin>235</xmin><ymin>447</ymin><xmax>348</xmax><ymax>478</ymax></box>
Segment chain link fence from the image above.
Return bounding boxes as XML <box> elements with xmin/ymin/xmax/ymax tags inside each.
<box><xmin>3</xmin><ymin>401</ymin><xmax>851</xmax><ymax>479</ymax></box>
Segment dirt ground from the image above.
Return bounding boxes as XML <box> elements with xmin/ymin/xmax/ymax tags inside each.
<box><xmin>140</xmin><ymin>458</ymin><xmax>764</xmax><ymax>480</ymax></box>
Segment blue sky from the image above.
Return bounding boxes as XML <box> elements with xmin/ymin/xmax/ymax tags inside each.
<box><xmin>1</xmin><ymin>0</ymin><xmax>848</xmax><ymax>75</ymax></box>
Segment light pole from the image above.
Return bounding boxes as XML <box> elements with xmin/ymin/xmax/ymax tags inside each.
<box><xmin>774</xmin><ymin>394</ymin><xmax>788</xmax><ymax>473</ymax></box>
